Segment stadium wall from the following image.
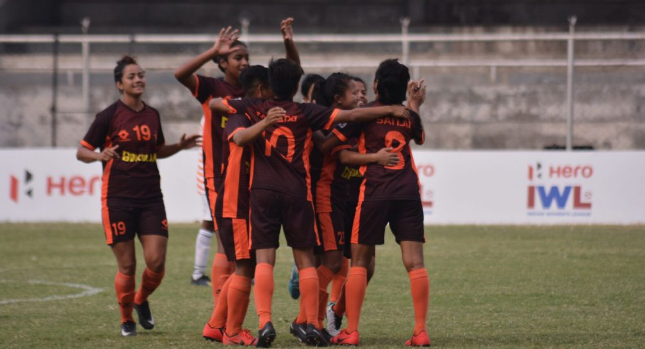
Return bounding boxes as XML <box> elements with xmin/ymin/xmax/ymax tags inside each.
<box><xmin>1</xmin><ymin>149</ymin><xmax>644</xmax><ymax>225</ymax></box>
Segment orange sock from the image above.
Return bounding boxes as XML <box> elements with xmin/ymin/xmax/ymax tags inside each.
<box><xmin>254</xmin><ymin>263</ymin><xmax>274</xmax><ymax>328</ymax></box>
<box><xmin>329</xmin><ymin>258</ymin><xmax>349</xmax><ymax>303</ymax></box>
<box><xmin>295</xmin><ymin>295</ymin><xmax>307</xmax><ymax>324</ymax></box>
<box><xmin>299</xmin><ymin>267</ymin><xmax>320</xmax><ymax>326</ymax></box>
<box><xmin>212</xmin><ymin>253</ymin><xmax>232</xmax><ymax>306</ymax></box>
<box><xmin>409</xmin><ymin>268</ymin><xmax>429</xmax><ymax>335</ymax></box>
<box><xmin>345</xmin><ymin>266</ymin><xmax>367</xmax><ymax>333</ymax></box>
<box><xmin>226</xmin><ymin>275</ymin><xmax>252</xmax><ymax>336</ymax></box>
<box><xmin>115</xmin><ymin>271</ymin><xmax>135</xmax><ymax>323</ymax></box>
<box><xmin>208</xmin><ymin>274</ymin><xmax>232</xmax><ymax>328</ymax></box>
<box><xmin>134</xmin><ymin>268</ymin><xmax>164</xmax><ymax>305</ymax></box>
<box><xmin>317</xmin><ymin>265</ymin><xmax>335</xmax><ymax>327</ymax></box>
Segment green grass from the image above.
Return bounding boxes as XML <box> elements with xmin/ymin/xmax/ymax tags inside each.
<box><xmin>1</xmin><ymin>223</ymin><xmax>644</xmax><ymax>348</ymax></box>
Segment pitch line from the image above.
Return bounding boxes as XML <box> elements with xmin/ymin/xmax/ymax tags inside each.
<box><xmin>0</xmin><ymin>280</ymin><xmax>104</xmax><ymax>305</ymax></box>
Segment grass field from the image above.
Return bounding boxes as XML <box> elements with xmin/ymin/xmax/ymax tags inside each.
<box><xmin>1</xmin><ymin>223</ymin><xmax>644</xmax><ymax>348</ymax></box>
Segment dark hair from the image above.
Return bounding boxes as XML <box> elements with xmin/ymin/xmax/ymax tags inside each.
<box><xmin>352</xmin><ymin>76</ymin><xmax>367</xmax><ymax>89</ymax></box>
<box><xmin>114</xmin><ymin>55</ymin><xmax>138</xmax><ymax>83</ymax></box>
<box><xmin>312</xmin><ymin>72</ymin><xmax>353</xmax><ymax>107</ymax></box>
<box><xmin>310</xmin><ymin>79</ymin><xmax>325</xmax><ymax>106</ymax></box>
<box><xmin>214</xmin><ymin>40</ymin><xmax>248</xmax><ymax>73</ymax></box>
<box><xmin>268</xmin><ymin>58</ymin><xmax>304</xmax><ymax>100</ymax></box>
<box><xmin>239</xmin><ymin>65</ymin><xmax>269</xmax><ymax>97</ymax></box>
<box><xmin>300</xmin><ymin>74</ymin><xmax>325</xmax><ymax>98</ymax></box>
<box><xmin>374</xmin><ymin>59</ymin><xmax>409</xmax><ymax>105</ymax></box>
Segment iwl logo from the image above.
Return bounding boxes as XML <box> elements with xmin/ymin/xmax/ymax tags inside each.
<box><xmin>527</xmin><ymin>186</ymin><xmax>591</xmax><ymax>210</ymax></box>
<box><xmin>526</xmin><ymin>162</ymin><xmax>593</xmax><ymax>212</ymax></box>
<box><xmin>10</xmin><ymin>170</ymin><xmax>34</xmax><ymax>203</ymax></box>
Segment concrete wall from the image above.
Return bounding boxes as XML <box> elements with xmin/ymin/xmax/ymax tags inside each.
<box><xmin>2</xmin><ymin>63</ymin><xmax>644</xmax><ymax>150</ymax></box>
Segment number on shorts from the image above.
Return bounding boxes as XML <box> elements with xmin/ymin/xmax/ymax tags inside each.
<box><xmin>111</xmin><ymin>221</ymin><xmax>126</xmax><ymax>236</ymax></box>
<box><xmin>264</xmin><ymin>127</ymin><xmax>295</xmax><ymax>162</ymax></box>
<box><xmin>383</xmin><ymin>130</ymin><xmax>406</xmax><ymax>170</ymax></box>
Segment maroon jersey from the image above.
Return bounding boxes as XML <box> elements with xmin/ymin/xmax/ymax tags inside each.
<box><xmin>81</xmin><ymin>100</ymin><xmax>165</xmax><ymax>202</ymax></box>
<box><xmin>348</xmin><ymin>101</ymin><xmax>425</xmax><ymax>201</ymax></box>
<box><xmin>192</xmin><ymin>75</ymin><xmax>244</xmax><ymax>187</ymax></box>
<box><xmin>215</xmin><ymin>113</ymin><xmax>252</xmax><ymax>219</ymax></box>
<box><xmin>222</xmin><ymin>98</ymin><xmax>339</xmax><ymax>201</ymax></box>
<box><xmin>313</xmin><ymin>132</ymin><xmax>352</xmax><ymax>213</ymax></box>
<box><xmin>330</xmin><ymin>125</ymin><xmax>365</xmax><ymax>197</ymax></box>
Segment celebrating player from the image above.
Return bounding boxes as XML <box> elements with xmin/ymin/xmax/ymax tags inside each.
<box><xmin>202</xmin><ymin>65</ymin><xmax>276</xmax><ymax>346</ymax></box>
<box><xmin>289</xmin><ymin>72</ymin><xmax>399</xmax><ymax>342</ymax></box>
<box><xmin>76</xmin><ymin>56</ymin><xmax>198</xmax><ymax>337</ymax></box>
<box><xmin>329</xmin><ymin>59</ymin><xmax>430</xmax><ymax>346</ymax></box>
<box><xmin>174</xmin><ymin>26</ymin><xmax>245</xmax><ymax>292</ymax></box>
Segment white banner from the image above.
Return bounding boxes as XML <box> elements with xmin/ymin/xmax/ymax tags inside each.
<box><xmin>1</xmin><ymin>149</ymin><xmax>645</xmax><ymax>224</ymax></box>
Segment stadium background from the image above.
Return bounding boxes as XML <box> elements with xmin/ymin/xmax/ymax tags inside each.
<box><xmin>2</xmin><ymin>0</ymin><xmax>645</xmax><ymax>150</ymax></box>
<box><xmin>1</xmin><ymin>2</ymin><xmax>645</xmax><ymax>348</ymax></box>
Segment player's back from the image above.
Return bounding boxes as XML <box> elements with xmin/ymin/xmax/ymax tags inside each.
<box><xmin>357</xmin><ymin>101</ymin><xmax>424</xmax><ymax>201</ymax></box>
<box><xmin>225</xmin><ymin>98</ymin><xmax>338</xmax><ymax>201</ymax></box>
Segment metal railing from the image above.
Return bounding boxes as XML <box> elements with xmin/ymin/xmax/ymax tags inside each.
<box><xmin>2</xmin><ymin>17</ymin><xmax>645</xmax><ymax>149</ymax></box>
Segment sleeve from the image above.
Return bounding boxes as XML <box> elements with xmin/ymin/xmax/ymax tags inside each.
<box><xmin>221</xmin><ymin>98</ymin><xmax>257</xmax><ymax>115</ymax></box>
<box><xmin>193</xmin><ymin>75</ymin><xmax>220</xmax><ymax>104</ymax></box>
<box><xmin>81</xmin><ymin>106</ymin><xmax>113</xmax><ymax>151</ymax></box>
<box><xmin>225</xmin><ymin>114</ymin><xmax>252</xmax><ymax>141</ymax></box>
<box><xmin>410</xmin><ymin>110</ymin><xmax>425</xmax><ymax>145</ymax></box>
<box><xmin>331</xmin><ymin>122</ymin><xmax>361</xmax><ymax>143</ymax></box>
<box><xmin>301</xmin><ymin>103</ymin><xmax>340</xmax><ymax>131</ymax></box>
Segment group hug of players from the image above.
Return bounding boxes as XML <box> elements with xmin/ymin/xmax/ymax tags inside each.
<box><xmin>77</xmin><ymin>18</ymin><xmax>430</xmax><ymax>347</ymax></box>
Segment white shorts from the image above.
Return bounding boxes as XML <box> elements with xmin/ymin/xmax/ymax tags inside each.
<box><xmin>201</xmin><ymin>192</ymin><xmax>213</xmax><ymax>222</ymax></box>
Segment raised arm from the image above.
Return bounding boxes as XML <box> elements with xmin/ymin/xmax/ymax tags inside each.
<box><xmin>334</xmin><ymin>105</ymin><xmax>409</xmax><ymax>123</ymax></box>
<box><xmin>281</xmin><ymin>18</ymin><xmax>301</xmax><ymax>65</ymax></box>
<box><xmin>406</xmin><ymin>79</ymin><xmax>426</xmax><ymax>114</ymax></box>
<box><xmin>173</xmin><ymin>27</ymin><xmax>240</xmax><ymax>92</ymax></box>
<box><xmin>231</xmin><ymin>107</ymin><xmax>285</xmax><ymax>147</ymax></box>
<box><xmin>338</xmin><ymin>147</ymin><xmax>399</xmax><ymax>167</ymax></box>
<box><xmin>157</xmin><ymin>134</ymin><xmax>200</xmax><ymax>159</ymax></box>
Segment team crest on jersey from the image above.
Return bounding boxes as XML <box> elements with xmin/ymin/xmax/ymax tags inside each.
<box><xmin>118</xmin><ymin>130</ymin><xmax>131</xmax><ymax>141</ymax></box>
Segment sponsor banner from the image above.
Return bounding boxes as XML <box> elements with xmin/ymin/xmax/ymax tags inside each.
<box><xmin>1</xmin><ymin>149</ymin><xmax>644</xmax><ymax>224</ymax></box>
<box><xmin>415</xmin><ymin>151</ymin><xmax>645</xmax><ymax>224</ymax></box>
<box><xmin>0</xmin><ymin>149</ymin><xmax>200</xmax><ymax>223</ymax></box>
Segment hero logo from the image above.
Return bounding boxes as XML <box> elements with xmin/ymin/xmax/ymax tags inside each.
<box><xmin>9</xmin><ymin>170</ymin><xmax>34</xmax><ymax>203</ymax></box>
<box><xmin>9</xmin><ymin>171</ymin><xmax>101</xmax><ymax>204</ymax></box>
<box><xmin>417</xmin><ymin>164</ymin><xmax>434</xmax><ymax>211</ymax></box>
<box><xmin>527</xmin><ymin>162</ymin><xmax>592</xmax><ymax>211</ymax></box>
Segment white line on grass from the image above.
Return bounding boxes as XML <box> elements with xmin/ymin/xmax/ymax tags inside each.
<box><xmin>0</xmin><ymin>280</ymin><xmax>104</xmax><ymax>305</ymax></box>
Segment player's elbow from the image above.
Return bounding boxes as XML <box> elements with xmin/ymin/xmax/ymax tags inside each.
<box><xmin>172</xmin><ymin>69</ymin><xmax>184</xmax><ymax>81</ymax></box>
<box><xmin>231</xmin><ymin>134</ymin><xmax>247</xmax><ymax>147</ymax></box>
<box><xmin>75</xmin><ymin>147</ymin><xmax>86</xmax><ymax>162</ymax></box>
<box><xmin>414</xmin><ymin>132</ymin><xmax>426</xmax><ymax>145</ymax></box>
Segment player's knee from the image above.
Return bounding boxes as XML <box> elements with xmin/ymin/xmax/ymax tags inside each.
<box><xmin>367</xmin><ymin>263</ymin><xmax>376</xmax><ymax>281</ymax></box>
<box><xmin>118</xmin><ymin>261</ymin><xmax>136</xmax><ymax>275</ymax></box>
<box><xmin>402</xmin><ymin>259</ymin><xmax>424</xmax><ymax>272</ymax></box>
<box><xmin>146</xmin><ymin>258</ymin><xmax>165</xmax><ymax>273</ymax></box>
